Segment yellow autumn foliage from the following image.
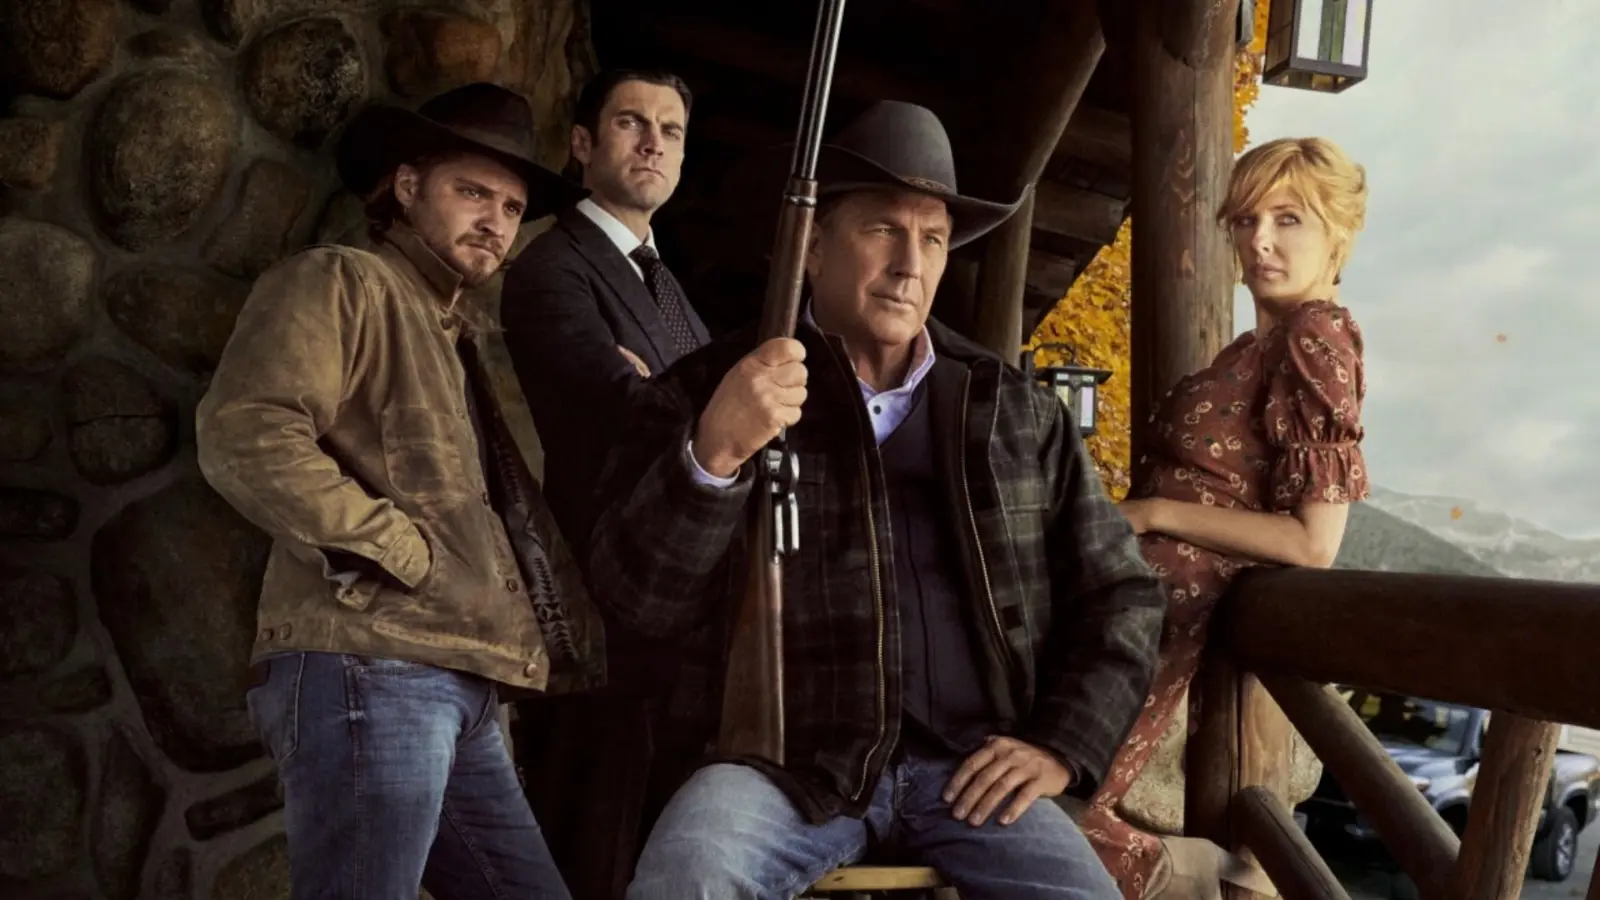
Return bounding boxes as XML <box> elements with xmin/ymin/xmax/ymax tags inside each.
<box><xmin>1027</xmin><ymin>2</ymin><xmax>1270</xmax><ymax>499</ymax></box>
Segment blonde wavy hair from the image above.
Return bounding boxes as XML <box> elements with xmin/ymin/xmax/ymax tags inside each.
<box><xmin>1218</xmin><ymin>136</ymin><xmax>1368</xmax><ymax>281</ymax></box>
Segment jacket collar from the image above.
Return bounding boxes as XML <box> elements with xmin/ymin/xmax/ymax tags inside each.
<box><xmin>801</xmin><ymin>303</ymin><xmax>937</xmax><ymax>399</ymax></box>
<box><xmin>378</xmin><ymin>225</ymin><xmax>466</xmax><ymax>311</ymax></box>
<box><xmin>575</xmin><ymin>196</ymin><xmax>657</xmax><ymax>258</ymax></box>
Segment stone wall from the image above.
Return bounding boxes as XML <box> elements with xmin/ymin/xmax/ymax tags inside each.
<box><xmin>0</xmin><ymin>1</ymin><xmax>594</xmax><ymax>897</ymax></box>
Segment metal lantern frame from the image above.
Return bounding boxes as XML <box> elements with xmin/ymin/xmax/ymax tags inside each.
<box><xmin>1022</xmin><ymin>344</ymin><xmax>1113</xmax><ymax>439</ymax></box>
<box><xmin>1260</xmin><ymin>0</ymin><xmax>1373</xmax><ymax>94</ymax></box>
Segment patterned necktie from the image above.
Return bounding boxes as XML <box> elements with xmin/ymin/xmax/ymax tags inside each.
<box><xmin>628</xmin><ymin>244</ymin><xmax>699</xmax><ymax>358</ymax></box>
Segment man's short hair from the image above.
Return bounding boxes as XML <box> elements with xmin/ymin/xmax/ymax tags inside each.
<box><xmin>572</xmin><ymin>68</ymin><xmax>693</xmax><ymax>136</ymax></box>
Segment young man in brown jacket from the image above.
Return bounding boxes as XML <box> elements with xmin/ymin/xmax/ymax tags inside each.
<box><xmin>195</xmin><ymin>83</ymin><xmax>600</xmax><ymax>900</ymax></box>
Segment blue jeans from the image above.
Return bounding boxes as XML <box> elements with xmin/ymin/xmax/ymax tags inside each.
<box><xmin>628</xmin><ymin>754</ymin><xmax>1121</xmax><ymax>900</ymax></box>
<box><xmin>247</xmin><ymin>651</ymin><xmax>570</xmax><ymax>900</ymax></box>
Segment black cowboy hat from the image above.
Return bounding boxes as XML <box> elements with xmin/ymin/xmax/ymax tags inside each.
<box><xmin>336</xmin><ymin>82</ymin><xmax>587</xmax><ymax>221</ymax></box>
<box><xmin>808</xmin><ymin>100</ymin><xmax>1022</xmax><ymax>248</ymax></box>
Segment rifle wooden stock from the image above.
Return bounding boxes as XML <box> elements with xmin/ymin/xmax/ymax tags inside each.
<box><xmin>718</xmin><ymin>496</ymin><xmax>789</xmax><ymax>760</ymax></box>
<box><xmin>716</xmin><ymin>178</ymin><xmax>817</xmax><ymax>765</ymax></box>
<box><xmin>717</xmin><ymin>0</ymin><xmax>846</xmax><ymax>764</ymax></box>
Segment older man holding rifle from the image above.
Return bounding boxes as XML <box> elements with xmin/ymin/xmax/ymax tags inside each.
<box><xmin>583</xmin><ymin>4</ymin><xmax>1165</xmax><ymax>898</ymax></box>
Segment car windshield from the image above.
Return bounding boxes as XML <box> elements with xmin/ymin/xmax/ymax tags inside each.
<box><xmin>1340</xmin><ymin>687</ymin><xmax>1474</xmax><ymax>756</ymax></box>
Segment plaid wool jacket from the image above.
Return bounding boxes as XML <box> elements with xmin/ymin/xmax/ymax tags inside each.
<box><xmin>585</xmin><ymin>317</ymin><xmax>1166</xmax><ymax>824</ymax></box>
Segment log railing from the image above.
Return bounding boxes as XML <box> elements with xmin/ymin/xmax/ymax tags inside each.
<box><xmin>1189</xmin><ymin>567</ymin><xmax>1600</xmax><ymax>900</ymax></box>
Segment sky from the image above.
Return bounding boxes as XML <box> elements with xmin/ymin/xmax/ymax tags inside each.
<box><xmin>1233</xmin><ymin>0</ymin><xmax>1600</xmax><ymax>537</ymax></box>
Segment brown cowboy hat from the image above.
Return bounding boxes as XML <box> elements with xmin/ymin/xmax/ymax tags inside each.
<box><xmin>336</xmin><ymin>82</ymin><xmax>587</xmax><ymax>221</ymax></box>
<box><xmin>808</xmin><ymin>100</ymin><xmax>1022</xmax><ymax>248</ymax></box>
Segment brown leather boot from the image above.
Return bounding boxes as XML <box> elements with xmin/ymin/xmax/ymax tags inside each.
<box><xmin>1144</xmin><ymin>836</ymin><xmax>1278</xmax><ymax>900</ymax></box>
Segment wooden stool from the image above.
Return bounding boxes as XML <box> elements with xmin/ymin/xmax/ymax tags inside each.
<box><xmin>804</xmin><ymin>865</ymin><xmax>951</xmax><ymax>898</ymax></box>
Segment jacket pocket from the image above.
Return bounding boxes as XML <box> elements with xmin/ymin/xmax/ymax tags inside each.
<box><xmin>381</xmin><ymin>405</ymin><xmax>470</xmax><ymax>511</ymax></box>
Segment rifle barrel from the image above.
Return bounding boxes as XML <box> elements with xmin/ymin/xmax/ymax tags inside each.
<box><xmin>792</xmin><ymin>0</ymin><xmax>848</xmax><ymax>178</ymax></box>
<box><xmin>717</xmin><ymin>0</ymin><xmax>849</xmax><ymax>766</ymax></box>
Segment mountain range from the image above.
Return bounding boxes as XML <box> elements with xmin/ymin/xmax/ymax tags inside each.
<box><xmin>1336</xmin><ymin>486</ymin><xmax>1600</xmax><ymax>584</ymax></box>
<box><xmin>1361</xmin><ymin>486</ymin><xmax>1600</xmax><ymax>583</ymax></box>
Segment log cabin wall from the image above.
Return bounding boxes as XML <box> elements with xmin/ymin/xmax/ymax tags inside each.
<box><xmin>0</xmin><ymin>0</ymin><xmax>592</xmax><ymax>896</ymax></box>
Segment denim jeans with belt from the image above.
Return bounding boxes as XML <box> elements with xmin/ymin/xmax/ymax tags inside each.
<box><xmin>247</xmin><ymin>651</ymin><xmax>570</xmax><ymax>900</ymax></box>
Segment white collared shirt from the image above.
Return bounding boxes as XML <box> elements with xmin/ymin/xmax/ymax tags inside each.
<box><xmin>803</xmin><ymin>307</ymin><xmax>936</xmax><ymax>446</ymax></box>
<box><xmin>575</xmin><ymin>197</ymin><xmax>657</xmax><ymax>281</ymax></box>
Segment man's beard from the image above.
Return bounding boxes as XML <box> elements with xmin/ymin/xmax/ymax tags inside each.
<box><xmin>445</xmin><ymin>239</ymin><xmax>505</xmax><ymax>287</ymax></box>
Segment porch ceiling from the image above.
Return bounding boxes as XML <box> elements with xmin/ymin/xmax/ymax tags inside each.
<box><xmin>587</xmin><ymin>0</ymin><xmax>1135</xmax><ymax>339</ymax></box>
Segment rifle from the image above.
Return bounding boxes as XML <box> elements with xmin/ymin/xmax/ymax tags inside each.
<box><xmin>716</xmin><ymin>0</ymin><xmax>849</xmax><ymax>765</ymax></box>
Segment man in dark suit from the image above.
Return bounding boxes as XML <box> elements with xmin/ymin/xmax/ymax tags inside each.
<box><xmin>501</xmin><ymin>68</ymin><xmax>707</xmax><ymax>555</ymax></box>
<box><xmin>498</xmin><ymin>68</ymin><xmax>712</xmax><ymax>899</ymax></box>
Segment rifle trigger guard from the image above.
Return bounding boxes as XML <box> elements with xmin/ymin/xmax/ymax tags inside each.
<box><xmin>764</xmin><ymin>444</ymin><xmax>801</xmax><ymax>558</ymax></box>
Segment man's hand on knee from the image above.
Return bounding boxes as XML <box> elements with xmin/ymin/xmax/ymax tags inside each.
<box><xmin>942</xmin><ymin>735</ymin><xmax>1073</xmax><ymax>828</ymax></box>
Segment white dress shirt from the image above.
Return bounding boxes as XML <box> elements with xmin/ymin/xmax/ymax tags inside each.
<box><xmin>575</xmin><ymin>197</ymin><xmax>656</xmax><ymax>281</ymax></box>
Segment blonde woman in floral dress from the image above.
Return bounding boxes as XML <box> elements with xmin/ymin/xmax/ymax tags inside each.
<box><xmin>1078</xmin><ymin>136</ymin><xmax>1372</xmax><ymax>900</ymax></box>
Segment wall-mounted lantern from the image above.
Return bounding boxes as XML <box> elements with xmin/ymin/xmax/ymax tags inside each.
<box><xmin>1262</xmin><ymin>0</ymin><xmax>1373</xmax><ymax>93</ymax></box>
<box><xmin>1022</xmin><ymin>344</ymin><xmax>1112</xmax><ymax>438</ymax></box>
<box><xmin>1236</xmin><ymin>0</ymin><xmax>1257</xmax><ymax>50</ymax></box>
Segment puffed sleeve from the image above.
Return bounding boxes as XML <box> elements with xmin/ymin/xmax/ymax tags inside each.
<box><xmin>1263</xmin><ymin>300</ymin><xmax>1370</xmax><ymax>509</ymax></box>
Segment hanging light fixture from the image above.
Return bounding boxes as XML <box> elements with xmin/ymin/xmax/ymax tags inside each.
<box><xmin>1262</xmin><ymin>0</ymin><xmax>1373</xmax><ymax>93</ymax></box>
<box><xmin>1022</xmin><ymin>344</ymin><xmax>1112</xmax><ymax>438</ymax></box>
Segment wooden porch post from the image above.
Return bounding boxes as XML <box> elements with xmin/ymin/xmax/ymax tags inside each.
<box><xmin>1127</xmin><ymin>0</ymin><xmax>1258</xmax><ymax>893</ymax></box>
<box><xmin>966</xmin><ymin>2</ymin><xmax>1104</xmax><ymax>356</ymax></box>
<box><xmin>1128</xmin><ymin>0</ymin><xmax>1237</xmax><ymax>452</ymax></box>
<box><xmin>971</xmin><ymin>187</ymin><xmax>1037</xmax><ymax>355</ymax></box>
<box><xmin>1452</xmin><ymin>714</ymin><xmax>1561</xmax><ymax>900</ymax></box>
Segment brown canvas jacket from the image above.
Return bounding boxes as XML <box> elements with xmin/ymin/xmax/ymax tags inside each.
<box><xmin>196</xmin><ymin>226</ymin><xmax>605</xmax><ymax>693</ymax></box>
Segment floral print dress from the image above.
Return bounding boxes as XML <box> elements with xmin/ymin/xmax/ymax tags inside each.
<box><xmin>1080</xmin><ymin>300</ymin><xmax>1371</xmax><ymax>899</ymax></box>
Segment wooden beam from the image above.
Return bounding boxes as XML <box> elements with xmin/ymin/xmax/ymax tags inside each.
<box><xmin>964</xmin><ymin>0</ymin><xmax>1103</xmax><ymax>348</ymax></box>
<box><xmin>1236</xmin><ymin>674</ymin><xmax>1298</xmax><ymax>899</ymax></box>
<box><xmin>1224</xmin><ymin>568</ymin><xmax>1600</xmax><ymax>730</ymax></box>
<box><xmin>1452</xmin><ymin>714</ymin><xmax>1561</xmax><ymax>900</ymax></box>
<box><xmin>1051</xmin><ymin>105</ymin><xmax>1133</xmax><ymax>174</ymax></box>
<box><xmin>1128</xmin><ymin>0</ymin><xmax>1237</xmax><ymax>461</ymax></box>
<box><xmin>1260</xmin><ymin>676</ymin><xmax>1460</xmax><ymax>899</ymax></box>
<box><xmin>972</xmin><ymin>186</ymin><xmax>1036</xmax><ymax>356</ymax></box>
<box><xmin>935</xmin><ymin>256</ymin><xmax>982</xmax><ymax>338</ymax></box>
<box><xmin>1025</xmin><ymin>247</ymin><xmax>1082</xmax><ymax>303</ymax></box>
<box><xmin>1163</xmin><ymin>0</ymin><xmax>1238</xmax><ymax>67</ymax></box>
<box><xmin>1033</xmin><ymin>181</ymin><xmax>1128</xmax><ymax>245</ymax></box>
<box><xmin>970</xmin><ymin>0</ymin><xmax>1107</xmax><ymax>199</ymax></box>
<box><xmin>612</xmin><ymin>13</ymin><xmax>946</xmax><ymax>111</ymax></box>
<box><xmin>810</xmin><ymin>866</ymin><xmax>945</xmax><ymax>892</ymax></box>
<box><xmin>1187</xmin><ymin>651</ymin><xmax>1244</xmax><ymax>865</ymax></box>
<box><xmin>1233</xmin><ymin>787</ymin><xmax>1352</xmax><ymax>900</ymax></box>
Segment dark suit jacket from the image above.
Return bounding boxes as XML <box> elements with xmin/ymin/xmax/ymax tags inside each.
<box><xmin>501</xmin><ymin>206</ymin><xmax>716</xmax><ymax>898</ymax></box>
<box><xmin>501</xmin><ymin>205</ymin><xmax>710</xmax><ymax>556</ymax></box>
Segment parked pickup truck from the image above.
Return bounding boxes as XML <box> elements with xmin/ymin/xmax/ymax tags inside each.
<box><xmin>1298</xmin><ymin>686</ymin><xmax>1600</xmax><ymax>885</ymax></box>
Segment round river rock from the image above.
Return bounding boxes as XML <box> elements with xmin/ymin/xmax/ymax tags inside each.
<box><xmin>0</xmin><ymin>0</ymin><xmax>119</xmax><ymax>99</ymax></box>
<box><xmin>0</xmin><ymin>725</ymin><xmax>86</xmax><ymax>879</ymax></box>
<box><xmin>91</xmin><ymin>478</ymin><xmax>270</xmax><ymax>772</ymax></box>
<box><xmin>105</xmin><ymin>266</ymin><xmax>249</xmax><ymax>374</ymax></box>
<box><xmin>61</xmin><ymin>358</ymin><xmax>178</xmax><ymax>485</ymax></box>
<box><xmin>88</xmin><ymin>70</ymin><xmax>239</xmax><ymax>251</ymax></box>
<box><xmin>242</xmin><ymin>17</ymin><xmax>366</xmax><ymax>150</ymax></box>
<box><xmin>0</xmin><ymin>217</ymin><xmax>98</xmax><ymax>374</ymax></box>
<box><xmin>0</xmin><ymin>567</ymin><xmax>76</xmax><ymax>680</ymax></box>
